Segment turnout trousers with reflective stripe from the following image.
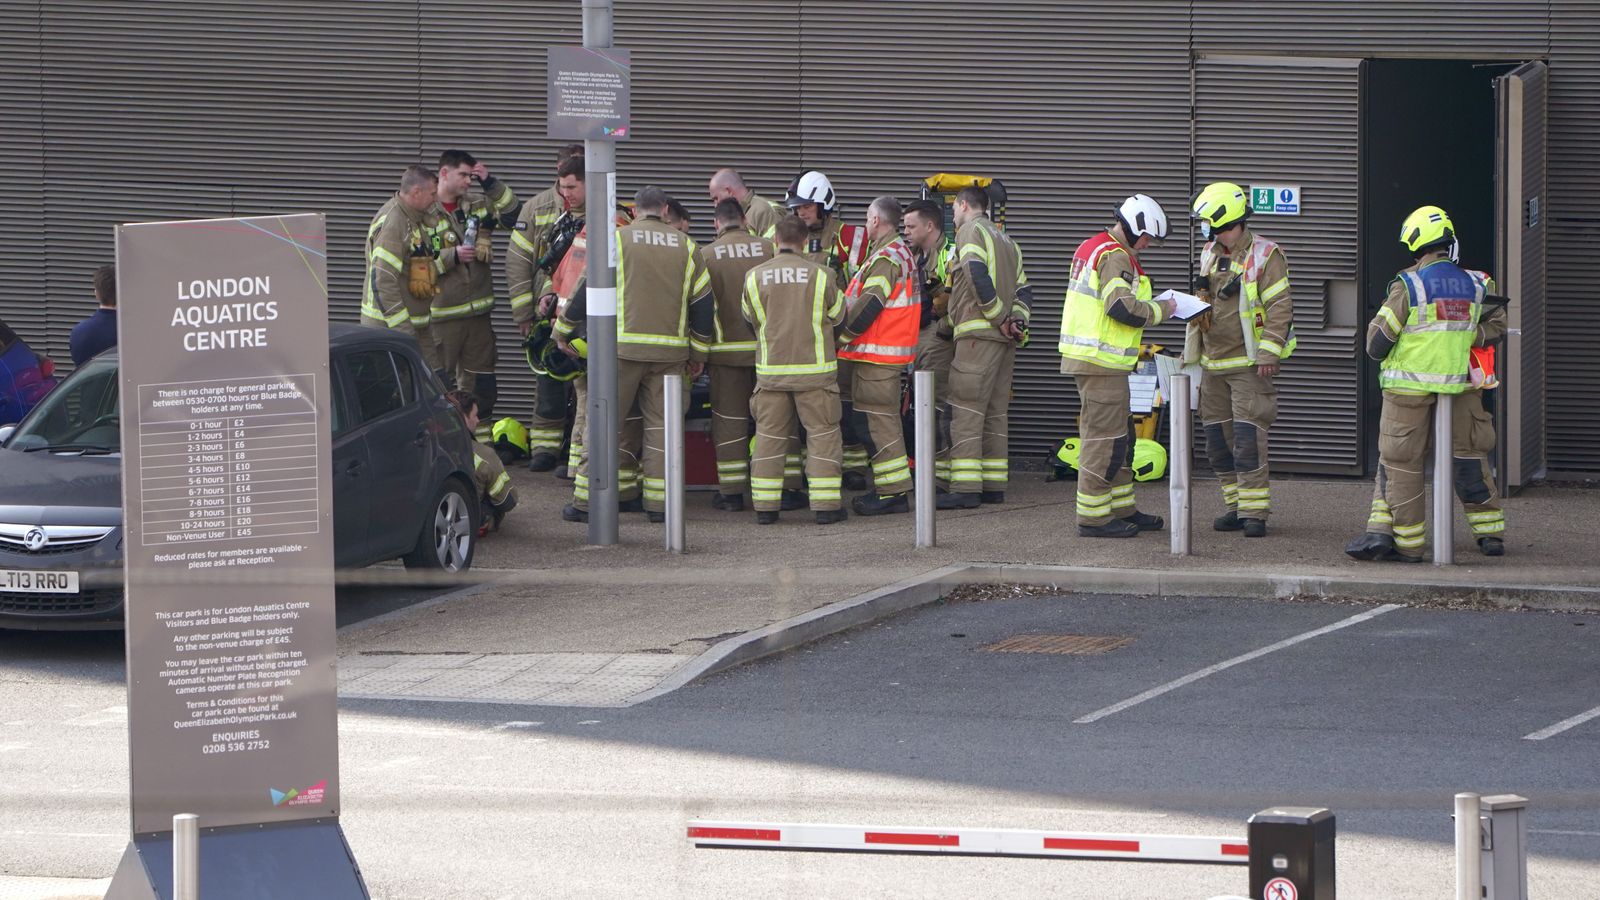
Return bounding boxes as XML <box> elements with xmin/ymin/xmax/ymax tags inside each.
<box><xmin>1365</xmin><ymin>390</ymin><xmax>1505</xmax><ymax>557</ymax></box>
<box><xmin>914</xmin><ymin>322</ymin><xmax>954</xmax><ymax>483</ymax></box>
<box><xmin>750</xmin><ymin>385</ymin><xmax>843</xmax><ymax>512</ymax></box>
<box><xmin>708</xmin><ymin>363</ymin><xmax>755</xmax><ymax>496</ymax></box>
<box><xmin>941</xmin><ymin>338</ymin><xmax>1014</xmax><ymax>494</ymax></box>
<box><xmin>852</xmin><ymin>362</ymin><xmax>911</xmax><ymax>495</ymax></box>
<box><xmin>433</xmin><ymin>314</ymin><xmax>497</xmax><ymax>412</ymax></box>
<box><xmin>528</xmin><ymin>373</ymin><xmax>570</xmax><ymax>456</ymax></box>
<box><xmin>837</xmin><ymin>360</ymin><xmax>869</xmax><ymax>476</ymax></box>
<box><xmin>571</xmin><ymin>366</ymin><xmax>662</xmax><ymax>512</ymax></box>
<box><xmin>1072</xmin><ymin>372</ymin><xmax>1137</xmax><ymax>527</ymax></box>
<box><xmin>569</xmin><ymin>374</ymin><xmax>644</xmax><ymax>501</ymax></box>
<box><xmin>1199</xmin><ymin>368</ymin><xmax>1278</xmax><ymax>520</ymax></box>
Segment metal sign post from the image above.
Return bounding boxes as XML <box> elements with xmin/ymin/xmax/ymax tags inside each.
<box><xmin>550</xmin><ymin>5</ymin><xmax>631</xmax><ymax>546</ymax></box>
<box><xmin>107</xmin><ymin>214</ymin><xmax>366</xmax><ymax>900</ymax></box>
<box><xmin>1456</xmin><ymin>792</ymin><xmax>1483</xmax><ymax>900</ymax></box>
<box><xmin>663</xmin><ymin>373</ymin><xmax>685</xmax><ymax>553</ymax></box>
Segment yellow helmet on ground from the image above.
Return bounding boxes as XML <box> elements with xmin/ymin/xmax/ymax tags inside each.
<box><xmin>1191</xmin><ymin>181</ymin><xmax>1250</xmax><ymax>233</ymax></box>
<box><xmin>1055</xmin><ymin>437</ymin><xmax>1082</xmax><ymax>470</ymax></box>
<box><xmin>1132</xmin><ymin>438</ymin><xmax>1168</xmax><ymax>482</ymax></box>
<box><xmin>1400</xmin><ymin>205</ymin><xmax>1455</xmax><ymax>255</ymax></box>
<box><xmin>492</xmin><ymin>417</ymin><xmax>530</xmax><ymax>454</ymax></box>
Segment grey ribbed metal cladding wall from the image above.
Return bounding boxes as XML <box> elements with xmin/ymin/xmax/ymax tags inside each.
<box><xmin>1193</xmin><ymin>57</ymin><xmax>1363</xmax><ymax>471</ymax></box>
<box><xmin>1547</xmin><ymin>1</ymin><xmax>1600</xmax><ymax>473</ymax></box>
<box><xmin>0</xmin><ymin>2</ymin><xmax>46</xmax><ymax>350</ymax></box>
<box><xmin>792</xmin><ymin>1</ymin><xmax>1195</xmax><ymax>465</ymax></box>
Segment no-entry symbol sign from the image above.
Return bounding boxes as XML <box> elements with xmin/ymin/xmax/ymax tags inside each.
<box><xmin>1263</xmin><ymin>877</ymin><xmax>1298</xmax><ymax>900</ymax></box>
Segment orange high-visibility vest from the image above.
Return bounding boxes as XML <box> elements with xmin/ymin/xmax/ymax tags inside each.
<box><xmin>840</xmin><ymin>239</ymin><xmax>919</xmax><ymax>365</ymax></box>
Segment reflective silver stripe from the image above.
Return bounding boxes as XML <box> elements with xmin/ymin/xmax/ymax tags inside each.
<box><xmin>846</xmin><ymin>341</ymin><xmax>916</xmax><ymax>357</ymax></box>
<box><xmin>1380</xmin><ymin>368</ymin><xmax>1470</xmax><ymax>386</ymax></box>
<box><xmin>1057</xmin><ymin>333</ymin><xmax>1139</xmax><ymax>360</ymax></box>
<box><xmin>1403</xmin><ymin>320</ymin><xmax>1474</xmax><ymax>333</ymax></box>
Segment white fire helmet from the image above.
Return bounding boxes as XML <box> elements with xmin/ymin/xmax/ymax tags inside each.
<box><xmin>785</xmin><ymin>170</ymin><xmax>837</xmax><ymax>214</ymax></box>
<box><xmin>1115</xmin><ymin>193</ymin><xmax>1170</xmax><ymax>243</ymax></box>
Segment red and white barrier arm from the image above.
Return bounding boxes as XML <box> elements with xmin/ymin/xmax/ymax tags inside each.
<box><xmin>687</xmin><ymin>820</ymin><xmax>1249</xmax><ymax>864</ymax></box>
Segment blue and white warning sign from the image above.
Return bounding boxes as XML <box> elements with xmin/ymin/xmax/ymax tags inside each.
<box><xmin>1262</xmin><ymin>876</ymin><xmax>1298</xmax><ymax>900</ymax></box>
<box><xmin>1249</xmin><ymin>185</ymin><xmax>1301</xmax><ymax>215</ymax></box>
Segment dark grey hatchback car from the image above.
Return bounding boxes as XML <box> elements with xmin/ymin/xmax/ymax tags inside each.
<box><xmin>0</xmin><ymin>325</ymin><xmax>480</xmax><ymax>630</ymax></box>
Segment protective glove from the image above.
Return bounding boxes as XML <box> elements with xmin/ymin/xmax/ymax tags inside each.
<box><xmin>407</xmin><ymin>255</ymin><xmax>439</xmax><ymax>300</ymax></box>
<box><xmin>475</xmin><ymin>233</ymin><xmax>494</xmax><ymax>267</ymax></box>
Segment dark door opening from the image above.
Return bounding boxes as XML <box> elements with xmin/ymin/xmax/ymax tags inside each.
<box><xmin>1358</xmin><ymin>59</ymin><xmax>1515</xmax><ymax>472</ymax></box>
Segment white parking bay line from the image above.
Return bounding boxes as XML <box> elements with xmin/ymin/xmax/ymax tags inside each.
<box><xmin>1074</xmin><ymin>603</ymin><xmax>1404</xmax><ymax>725</ymax></box>
<box><xmin>1522</xmin><ymin>704</ymin><xmax>1600</xmax><ymax>741</ymax></box>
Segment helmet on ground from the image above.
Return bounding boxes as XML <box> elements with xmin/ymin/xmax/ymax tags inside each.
<box><xmin>1132</xmin><ymin>438</ymin><xmax>1168</xmax><ymax>482</ymax></box>
<box><xmin>1191</xmin><ymin>182</ymin><xmax>1250</xmax><ymax>235</ymax></box>
<box><xmin>1400</xmin><ymin>205</ymin><xmax>1456</xmax><ymax>256</ymax></box>
<box><xmin>786</xmin><ymin>170</ymin><xmax>837</xmax><ymax>213</ymax></box>
<box><xmin>492</xmin><ymin>417</ymin><xmax>530</xmax><ymax>455</ymax></box>
<box><xmin>540</xmin><ymin>336</ymin><xmax>587</xmax><ymax>382</ymax></box>
<box><xmin>1055</xmin><ymin>437</ymin><xmax>1082</xmax><ymax>470</ymax></box>
<box><xmin>1115</xmin><ymin>193</ymin><xmax>1169</xmax><ymax>243</ymax></box>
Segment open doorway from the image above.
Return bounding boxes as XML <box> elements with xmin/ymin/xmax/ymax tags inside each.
<box><xmin>1358</xmin><ymin>59</ymin><xmax>1515</xmax><ymax>471</ymax></box>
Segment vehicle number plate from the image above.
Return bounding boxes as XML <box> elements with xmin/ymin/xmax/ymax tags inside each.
<box><xmin>0</xmin><ymin>570</ymin><xmax>80</xmax><ymax>594</ymax></box>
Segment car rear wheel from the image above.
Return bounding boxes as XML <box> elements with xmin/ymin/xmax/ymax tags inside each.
<box><xmin>402</xmin><ymin>480</ymin><xmax>475</xmax><ymax>572</ymax></box>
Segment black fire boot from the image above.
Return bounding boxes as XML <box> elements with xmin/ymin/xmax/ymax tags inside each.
<box><xmin>1345</xmin><ymin>532</ymin><xmax>1395</xmax><ymax>561</ymax></box>
<box><xmin>852</xmin><ymin>493</ymin><xmax>909</xmax><ymax>516</ymax></box>
<box><xmin>1078</xmin><ymin>519</ymin><xmax>1140</xmax><ymax>538</ymax></box>
<box><xmin>1242</xmin><ymin>518</ymin><xmax>1267</xmax><ymax>538</ymax></box>
<box><xmin>1213</xmin><ymin>510</ymin><xmax>1244</xmax><ymax>532</ymax></box>
<box><xmin>1126</xmin><ymin>510</ymin><xmax>1164</xmax><ymax>532</ymax></box>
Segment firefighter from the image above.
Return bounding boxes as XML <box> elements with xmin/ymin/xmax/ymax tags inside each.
<box><xmin>709</xmin><ymin>168</ymin><xmax>785</xmax><ymax>240</ymax></box>
<box><xmin>663</xmin><ymin>197</ymin><xmax>693</xmax><ymax>233</ymax></box>
<box><xmin>786</xmin><ymin>169</ymin><xmax>871</xmax><ymax>488</ymax></box>
<box><xmin>1187</xmin><ymin>182</ymin><xmax>1296</xmax><ymax>538</ymax></box>
<box><xmin>1058</xmin><ymin>194</ymin><xmax>1178</xmax><ymax>538</ymax></box>
<box><xmin>427</xmin><ymin>149</ymin><xmax>520</xmax><ymax>441</ymax></box>
<box><xmin>904</xmin><ymin>198</ymin><xmax>956</xmax><ymax>485</ymax></box>
<box><xmin>444</xmin><ymin>389</ymin><xmax>518</xmax><ymax>535</ymax></box>
<box><xmin>508</xmin><ymin>144</ymin><xmax>585</xmax><ymax>471</ymax></box>
<box><xmin>742</xmin><ymin>214</ymin><xmax>849</xmax><ymax>525</ymax></box>
<box><xmin>935</xmin><ymin>187</ymin><xmax>1032</xmax><ymax>509</ymax></box>
<box><xmin>559</xmin><ymin>186</ymin><xmax>714</xmax><ymax>524</ymax></box>
<box><xmin>1347</xmin><ymin>206</ymin><xmax>1507</xmax><ymax>562</ymax></box>
<box><xmin>841</xmin><ymin>197</ymin><xmax>920</xmax><ymax>515</ymax></box>
<box><xmin>702</xmin><ymin>197</ymin><xmax>776</xmax><ymax>511</ymax></box>
<box><xmin>361</xmin><ymin>165</ymin><xmax>444</xmax><ymax>371</ymax></box>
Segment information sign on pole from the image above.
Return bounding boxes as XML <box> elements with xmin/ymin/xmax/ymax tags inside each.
<box><xmin>546</xmin><ymin>46</ymin><xmax>631</xmax><ymax>140</ymax></box>
<box><xmin>106</xmin><ymin>214</ymin><xmax>366</xmax><ymax>900</ymax></box>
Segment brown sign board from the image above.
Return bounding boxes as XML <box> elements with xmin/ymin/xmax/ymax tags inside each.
<box><xmin>547</xmin><ymin>46</ymin><xmax>631</xmax><ymax>140</ymax></box>
<box><xmin>114</xmin><ymin>214</ymin><xmax>339</xmax><ymax>836</ymax></box>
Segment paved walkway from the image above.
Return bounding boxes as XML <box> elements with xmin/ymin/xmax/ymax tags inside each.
<box><xmin>336</xmin><ymin>471</ymin><xmax>1600</xmax><ymax>707</ymax></box>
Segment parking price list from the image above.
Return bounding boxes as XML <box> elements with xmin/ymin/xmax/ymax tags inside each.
<box><xmin>137</xmin><ymin>374</ymin><xmax>321</xmax><ymax>548</ymax></box>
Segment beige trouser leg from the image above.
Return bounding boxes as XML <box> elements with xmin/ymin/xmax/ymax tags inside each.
<box><xmin>1073</xmin><ymin>372</ymin><xmax>1135</xmax><ymax>527</ymax></box>
<box><xmin>1452</xmin><ymin>389</ymin><xmax>1506</xmax><ymax>540</ymax></box>
<box><xmin>852</xmin><ymin>362</ymin><xmax>911</xmax><ymax>495</ymax></box>
<box><xmin>1366</xmin><ymin>391</ymin><xmax>1434</xmax><ymax>558</ymax></box>
<box><xmin>708</xmin><ymin>363</ymin><xmax>755</xmax><ymax>496</ymax></box>
<box><xmin>572</xmin><ymin>362</ymin><xmax>664</xmax><ymax>511</ymax></box>
<box><xmin>528</xmin><ymin>374</ymin><xmax>568</xmax><ymax>455</ymax></box>
<box><xmin>1199</xmin><ymin>368</ymin><xmax>1278</xmax><ymax>520</ymax></box>
<box><xmin>752</xmin><ymin>386</ymin><xmax>843</xmax><ymax>511</ymax></box>
<box><xmin>943</xmin><ymin>338</ymin><xmax>1014</xmax><ymax>494</ymax></box>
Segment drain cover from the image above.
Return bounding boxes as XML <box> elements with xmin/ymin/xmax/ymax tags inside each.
<box><xmin>979</xmin><ymin>634</ymin><xmax>1133</xmax><ymax>655</ymax></box>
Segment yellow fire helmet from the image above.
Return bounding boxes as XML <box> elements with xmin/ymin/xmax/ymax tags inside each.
<box><xmin>1191</xmin><ymin>181</ymin><xmax>1250</xmax><ymax>234</ymax></box>
<box><xmin>491</xmin><ymin>417</ymin><xmax>530</xmax><ymax>454</ymax></box>
<box><xmin>1132</xmin><ymin>438</ymin><xmax>1168</xmax><ymax>482</ymax></box>
<box><xmin>1055</xmin><ymin>437</ymin><xmax>1082</xmax><ymax>470</ymax></box>
<box><xmin>1400</xmin><ymin>205</ymin><xmax>1455</xmax><ymax>255</ymax></box>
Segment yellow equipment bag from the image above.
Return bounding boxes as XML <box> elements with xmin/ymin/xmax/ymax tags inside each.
<box><xmin>921</xmin><ymin>173</ymin><xmax>1008</xmax><ymax>238</ymax></box>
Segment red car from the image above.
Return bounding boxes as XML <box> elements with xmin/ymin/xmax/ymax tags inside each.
<box><xmin>0</xmin><ymin>319</ymin><xmax>57</xmax><ymax>425</ymax></box>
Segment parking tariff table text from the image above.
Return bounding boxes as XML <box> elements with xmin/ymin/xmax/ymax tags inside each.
<box><xmin>137</xmin><ymin>374</ymin><xmax>321</xmax><ymax>548</ymax></box>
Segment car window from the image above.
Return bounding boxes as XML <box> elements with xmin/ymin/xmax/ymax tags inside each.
<box><xmin>6</xmin><ymin>357</ymin><xmax>119</xmax><ymax>451</ymax></box>
<box><xmin>346</xmin><ymin>350</ymin><xmax>406</xmax><ymax>425</ymax></box>
<box><xmin>330</xmin><ymin>368</ymin><xmax>348</xmax><ymax>436</ymax></box>
<box><xmin>393</xmin><ymin>352</ymin><xmax>417</xmax><ymax>406</ymax></box>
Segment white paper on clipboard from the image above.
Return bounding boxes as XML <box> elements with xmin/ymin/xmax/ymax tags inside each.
<box><xmin>1155</xmin><ymin>289</ymin><xmax>1210</xmax><ymax>321</ymax></box>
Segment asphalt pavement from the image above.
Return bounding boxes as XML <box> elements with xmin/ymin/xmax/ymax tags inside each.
<box><xmin>5</xmin><ymin>591</ymin><xmax>1597</xmax><ymax>898</ymax></box>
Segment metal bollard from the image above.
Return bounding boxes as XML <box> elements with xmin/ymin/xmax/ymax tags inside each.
<box><xmin>1479</xmin><ymin>794</ymin><xmax>1530</xmax><ymax>900</ymax></box>
<box><xmin>914</xmin><ymin>370</ymin><xmax>936</xmax><ymax>549</ymax></box>
<box><xmin>1455</xmin><ymin>792</ymin><xmax>1482</xmax><ymax>900</ymax></box>
<box><xmin>664</xmin><ymin>373</ymin><xmax>685</xmax><ymax>554</ymax></box>
<box><xmin>172</xmin><ymin>813</ymin><xmax>199</xmax><ymax>900</ymax></box>
<box><xmin>1433</xmin><ymin>394</ymin><xmax>1455</xmax><ymax>566</ymax></box>
<box><xmin>1169</xmin><ymin>373</ymin><xmax>1192</xmax><ymax>556</ymax></box>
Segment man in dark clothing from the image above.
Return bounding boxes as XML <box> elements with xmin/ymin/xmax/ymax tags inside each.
<box><xmin>70</xmin><ymin>265</ymin><xmax>118</xmax><ymax>366</ymax></box>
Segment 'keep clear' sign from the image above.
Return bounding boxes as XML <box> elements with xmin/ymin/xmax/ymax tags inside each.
<box><xmin>1250</xmin><ymin>185</ymin><xmax>1302</xmax><ymax>215</ymax></box>
<box><xmin>114</xmin><ymin>214</ymin><xmax>339</xmax><ymax>836</ymax></box>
